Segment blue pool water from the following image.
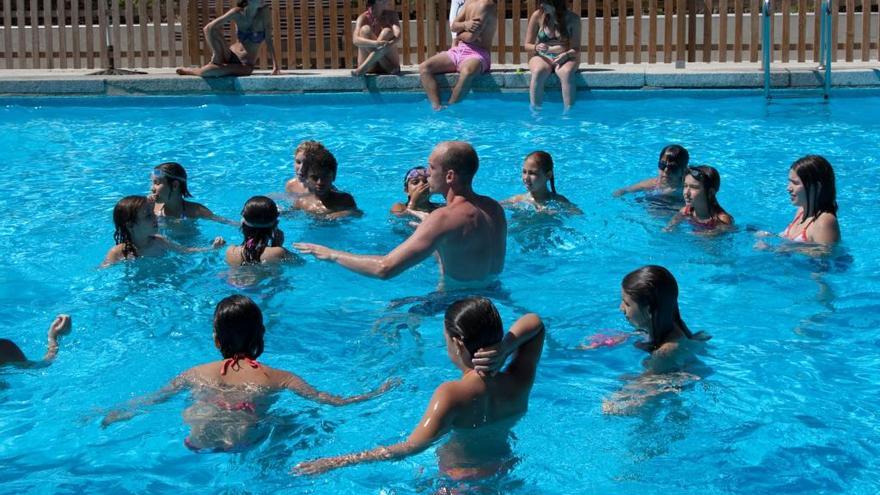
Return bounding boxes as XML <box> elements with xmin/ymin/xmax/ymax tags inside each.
<box><xmin>0</xmin><ymin>91</ymin><xmax>878</xmax><ymax>493</ymax></box>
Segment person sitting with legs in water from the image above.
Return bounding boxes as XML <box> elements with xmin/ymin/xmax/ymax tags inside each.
<box><xmin>419</xmin><ymin>0</ymin><xmax>498</xmax><ymax>110</ymax></box>
<box><xmin>150</xmin><ymin>162</ymin><xmax>235</xmax><ymax>225</ymax></box>
<box><xmin>226</xmin><ymin>196</ymin><xmax>303</xmax><ymax>266</ymax></box>
<box><xmin>1</xmin><ymin>315</ymin><xmax>72</xmax><ymax>367</ymax></box>
<box><xmin>352</xmin><ymin>0</ymin><xmax>401</xmax><ymax>76</ymax></box>
<box><xmin>390</xmin><ymin>166</ymin><xmax>443</xmax><ymax>220</ymax></box>
<box><xmin>503</xmin><ymin>150</ymin><xmax>581</xmax><ymax>214</ymax></box>
<box><xmin>293</xmin><ymin>146</ymin><xmax>361</xmax><ymax>219</ymax></box>
<box><xmin>524</xmin><ymin>0</ymin><xmax>581</xmax><ymax>110</ymax></box>
<box><xmin>176</xmin><ymin>0</ymin><xmax>280</xmax><ymax>77</ymax></box>
<box><xmin>665</xmin><ymin>165</ymin><xmax>733</xmax><ymax>232</ymax></box>
<box><xmin>101</xmin><ymin>295</ymin><xmax>397</xmax><ymax>452</ymax></box>
<box><xmin>286</xmin><ymin>141</ymin><xmax>328</xmax><ymax>197</ymax></box>
<box><xmin>613</xmin><ymin>144</ymin><xmax>689</xmax><ymax>202</ymax></box>
<box><xmin>295</xmin><ymin>297</ymin><xmax>545</xmax><ymax>479</ymax></box>
<box><xmin>102</xmin><ymin>196</ymin><xmax>225</xmax><ymax>267</ymax></box>
<box><xmin>603</xmin><ymin>265</ymin><xmax>711</xmax><ymax>415</ymax></box>
<box><xmin>295</xmin><ymin>141</ymin><xmax>507</xmax><ymax>289</ymax></box>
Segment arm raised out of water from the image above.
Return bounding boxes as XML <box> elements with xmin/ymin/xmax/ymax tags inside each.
<box><xmin>1</xmin><ymin>315</ymin><xmax>72</xmax><ymax>367</ymax></box>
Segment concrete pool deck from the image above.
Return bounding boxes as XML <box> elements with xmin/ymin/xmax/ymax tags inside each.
<box><xmin>0</xmin><ymin>61</ymin><xmax>878</xmax><ymax>96</ymax></box>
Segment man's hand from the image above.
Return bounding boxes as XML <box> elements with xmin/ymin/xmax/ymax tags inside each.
<box><xmin>293</xmin><ymin>243</ymin><xmax>337</xmax><ymax>261</ymax></box>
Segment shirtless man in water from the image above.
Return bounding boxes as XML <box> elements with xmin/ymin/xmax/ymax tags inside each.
<box><xmin>294</xmin><ymin>141</ymin><xmax>506</xmax><ymax>286</ymax></box>
<box><xmin>419</xmin><ymin>0</ymin><xmax>498</xmax><ymax>109</ymax></box>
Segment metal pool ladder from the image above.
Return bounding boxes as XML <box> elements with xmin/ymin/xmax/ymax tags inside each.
<box><xmin>763</xmin><ymin>0</ymin><xmax>833</xmax><ymax>100</ymax></box>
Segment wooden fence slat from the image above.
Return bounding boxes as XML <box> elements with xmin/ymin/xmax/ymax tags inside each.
<box><xmin>797</xmin><ymin>0</ymin><xmax>806</xmax><ymax>61</ymax></box>
<box><xmin>812</xmin><ymin>0</ymin><xmax>819</xmax><ymax>60</ymax></box>
<box><xmin>286</xmin><ymin>0</ymin><xmax>296</xmax><ymax>69</ymax></box>
<box><xmin>496</xmin><ymin>0</ymin><xmax>505</xmax><ymax>63</ymax></box>
<box><xmin>328</xmin><ymin>0</ymin><xmax>338</xmax><ymax>68</ymax></box>
<box><xmin>125</xmin><ymin>0</ymin><xmax>134</xmax><ymax>66</ymax></box>
<box><xmin>781</xmin><ymin>0</ymin><xmax>789</xmax><ymax>61</ymax></box>
<box><xmin>648</xmin><ymin>0</ymin><xmax>657</xmax><ymax>62</ymax></box>
<box><xmin>138</xmin><ymin>0</ymin><xmax>148</xmax><ymax>66</ymax></box>
<box><xmin>733</xmin><ymin>0</ymin><xmax>742</xmax><ymax>61</ymax></box>
<box><xmin>513</xmin><ymin>0</ymin><xmax>522</xmax><ymax>63</ymax></box>
<box><xmin>43</xmin><ymin>0</ymin><xmax>54</xmax><ymax>68</ymax></box>
<box><xmin>749</xmin><ymin>0</ymin><xmax>758</xmax><ymax>61</ymax></box>
<box><xmin>152</xmin><ymin>0</ymin><xmax>162</xmax><ymax>66</ymax></box>
<box><xmin>416</xmin><ymin>0</ymin><xmax>424</xmax><ymax>61</ymax></box>
<box><xmin>687</xmin><ymin>0</ymin><xmax>695</xmax><ymax>61</ymax></box>
<box><xmin>425</xmin><ymin>0</ymin><xmax>435</xmax><ymax>58</ymax></box>
<box><xmin>72</xmin><ymin>0</ymin><xmax>81</xmax><ymax>67</ymax></box>
<box><xmin>702</xmin><ymin>0</ymin><xmax>711</xmax><ymax>62</ymax></box>
<box><xmin>587</xmin><ymin>0</ymin><xmax>595</xmax><ymax>63</ymax></box>
<box><xmin>181</xmin><ymin>0</ymin><xmax>190</xmax><ymax>65</ymax></box>
<box><xmin>300</xmin><ymin>0</ymin><xmax>310</xmax><ymax>68</ymax></box>
<box><xmin>199</xmin><ymin>0</ymin><xmax>210</xmax><ymax>66</ymax></box>
<box><xmin>676</xmin><ymin>0</ymin><xmax>686</xmax><ymax>62</ymax></box>
<box><xmin>98</xmin><ymin>0</ymin><xmax>109</xmax><ymax>68</ymax></box>
<box><xmin>861</xmin><ymin>0</ymin><xmax>870</xmax><ymax>61</ymax></box>
<box><xmin>111</xmin><ymin>0</ymin><xmax>120</xmax><ymax>68</ymax></box>
<box><xmin>401</xmin><ymin>0</ymin><xmax>410</xmax><ymax>65</ymax></box>
<box><xmin>3</xmin><ymin>0</ymin><xmax>12</xmax><ymax>69</ymax></box>
<box><xmin>573</xmin><ymin>0</ymin><xmax>582</xmax><ymax>63</ymax></box>
<box><xmin>57</xmin><ymin>0</ymin><xmax>67</xmax><ymax>68</ymax></box>
<box><xmin>30</xmin><ymin>0</ymin><xmax>40</xmax><ymax>68</ymax></box>
<box><xmin>166</xmin><ymin>0</ymin><xmax>176</xmax><ymax>66</ymax></box>
<box><xmin>719</xmin><ymin>0</ymin><xmax>727</xmax><ymax>61</ymax></box>
<box><xmin>845</xmin><ymin>0</ymin><xmax>854</xmax><ymax>61</ymax></box>
<box><xmin>664</xmin><ymin>0</ymin><xmax>672</xmax><ymax>62</ymax></box>
<box><xmin>603</xmin><ymin>0</ymin><xmax>611</xmax><ymax>62</ymax></box>
<box><xmin>634</xmin><ymin>0</ymin><xmax>642</xmax><ymax>63</ymax></box>
<box><xmin>16</xmin><ymin>0</ymin><xmax>26</xmax><ymax>68</ymax></box>
<box><xmin>269</xmin><ymin>0</ymin><xmax>280</xmax><ymax>69</ymax></box>
<box><xmin>831</xmin><ymin>0</ymin><xmax>838</xmax><ymax>61</ymax></box>
<box><xmin>315</xmin><ymin>0</ymin><xmax>325</xmax><ymax>68</ymax></box>
<box><xmin>618</xmin><ymin>0</ymin><xmax>626</xmax><ymax>62</ymax></box>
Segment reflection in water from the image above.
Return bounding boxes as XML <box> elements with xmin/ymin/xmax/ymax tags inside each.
<box><xmin>508</xmin><ymin>208</ymin><xmax>585</xmax><ymax>255</ymax></box>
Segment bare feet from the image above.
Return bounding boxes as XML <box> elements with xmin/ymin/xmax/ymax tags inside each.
<box><xmin>176</xmin><ymin>68</ymin><xmax>193</xmax><ymax>76</ymax></box>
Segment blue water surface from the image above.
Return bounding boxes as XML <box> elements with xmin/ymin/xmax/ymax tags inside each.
<box><xmin>0</xmin><ymin>90</ymin><xmax>878</xmax><ymax>494</ymax></box>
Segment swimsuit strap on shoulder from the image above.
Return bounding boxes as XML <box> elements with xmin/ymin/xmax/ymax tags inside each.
<box><xmin>220</xmin><ymin>354</ymin><xmax>261</xmax><ymax>375</ymax></box>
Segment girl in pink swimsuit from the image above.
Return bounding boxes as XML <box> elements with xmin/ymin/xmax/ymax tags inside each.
<box><xmin>101</xmin><ymin>295</ymin><xmax>397</xmax><ymax>452</ymax></box>
<box><xmin>779</xmin><ymin>155</ymin><xmax>841</xmax><ymax>245</ymax></box>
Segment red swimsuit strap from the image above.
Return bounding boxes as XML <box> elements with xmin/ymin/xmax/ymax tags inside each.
<box><xmin>220</xmin><ymin>354</ymin><xmax>261</xmax><ymax>375</ymax></box>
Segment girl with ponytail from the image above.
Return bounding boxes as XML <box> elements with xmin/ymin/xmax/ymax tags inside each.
<box><xmin>503</xmin><ymin>151</ymin><xmax>581</xmax><ymax>213</ymax></box>
<box><xmin>225</xmin><ymin>196</ymin><xmax>301</xmax><ymax>266</ymax></box>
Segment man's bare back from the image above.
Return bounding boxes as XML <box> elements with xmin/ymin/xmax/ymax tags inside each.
<box><xmin>431</xmin><ymin>193</ymin><xmax>506</xmax><ymax>283</ymax></box>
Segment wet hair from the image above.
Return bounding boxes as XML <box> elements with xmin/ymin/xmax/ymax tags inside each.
<box><xmin>0</xmin><ymin>338</ymin><xmax>27</xmax><ymax>363</ymax></box>
<box><xmin>300</xmin><ymin>146</ymin><xmax>338</xmax><ymax>179</ymax></box>
<box><xmin>686</xmin><ymin>165</ymin><xmax>729</xmax><ymax>220</ymax></box>
<box><xmin>540</xmin><ymin>0</ymin><xmax>570</xmax><ymax>40</ymax></box>
<box><xmin>213</xmin><ymin>295</ymin><xmax>265</xmax><ymax>359</ymax></box>
<box><xmin>240</xmin><ymin>196</ymin><xmax>283</xmax><ymax>265</ymax></box>
<box><xmin>622</xmin><ymin>265</ymin><xmax>703</xmax><ymax>352</ymax></box>
<box><xmin>153</xmin><ymin>162</ymin><xmax>192</xmax><ymax>198</ymax></box>
<box><xmin>444</xmin><ymin>297</ymin><xmax>504</xmax><ymax>356</ymax></box>
<box><xmin>112</xmin><ymin>195</ymin><xmax>149</xmax><ymax>259</ymax></box>
<box><xmin>659</xmin><ymin>144</ymin><xmax>689</xmax><ymax>174</ymax></box>
<box><xmin>525</xmin><ymin>150</ymin><xmax>556</xmax><ymax>194</ymax></box>
<box><xmin>438</xmin><ymin>142</ymin><xmax>479</xmax><ymax>184</ymax></box>
<box><xmin>791</xmin><ymin>155</ymin><xmax>837</xmax><ymax>222</ymax></box>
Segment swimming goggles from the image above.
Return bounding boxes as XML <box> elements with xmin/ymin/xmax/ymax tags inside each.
<box><xmin>686</xmin><ymin>167</ymin><xmax>706</xmax><ymax>181</ymax></box>
<box><xmin>405</xmin><ymin>166</ymin><xmax>428</xmax><ymax>181</ymax></box>
<box><xmin>151</xmin><ymin>169</ymin><xmax>187</xmax><ymax>182</ymax></box>
<box><xmin>241</xmin><ymin>217</ymin><xmax>277</xmax><ymax>228</ymax></box>
<box><xmin>657</xmin><ymin>160</ymin><xmax>680</xmax><ymax>172</ymax></box>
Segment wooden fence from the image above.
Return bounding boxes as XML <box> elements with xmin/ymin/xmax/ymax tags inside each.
<box><xmin>0</xmin><ymin>0</ymin><xmax>877</xmax><ymax>69</ymax></box>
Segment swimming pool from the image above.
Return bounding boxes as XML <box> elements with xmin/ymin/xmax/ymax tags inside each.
<box><xmin>0</xmin><ymin>91</ymin><xmax>878</xmax><ymax>493</ymax></box>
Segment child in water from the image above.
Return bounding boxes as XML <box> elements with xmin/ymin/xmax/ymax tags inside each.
<box><xmin>665</xmin><ymin>165</ymin><xmax>733</xmax><ymax>232</ymax></box>
<box><xmin>101</xmin><ymin>295</ymin><xmax>397</xmax><ymax>452</ymax></box>
<box><xmin>285</xmin><ymin>141</ymin><xmax>326</xmax><ymax>197</ymax></box>
<box><xmin>613</xmin><ymin>144</ymin><xmax>689</xmax><ymax>201</ymax></box>
<box><xmin>390</xmin><ymin>166</ymin><xmax>442</xmax><ymax>220</ymax></box>
<box><xmin>1</xmin><ymin>315</ymin><xmax>72</xmax><ymax>366</ymax></box>
<box><xmin>226</xmin><ymin>196</ymin><xmax>303</xmax><ymax>266</ymax></box>
<box><xmin>102</xmin><ymin>195</ymin><xmax>225</xmax><ymax>267</ymax></box>
<box><xmin>503</xmin><ymin>151</ymin><xmax>580</xmax><ymax>213</ymax></box>
<box><xmin>149</xmin><ymin>162</ymin><xmax>234</xmax><ymax>225</ymax></box>
<box><xmin>293</xmin><ymin>146</ymin><xmax>361</xmax><ymax>219</ymax></box>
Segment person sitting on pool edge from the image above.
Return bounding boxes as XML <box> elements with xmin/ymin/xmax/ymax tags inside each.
<box><xmin>286</xmin><ymin>141</ymin><xmax>327</xmax><ymax>197</ymax></box>
<box><xmin>176</xmin><ymin>0</ymin><xmax>280</xmax><ymax>77</ymax></box>
<box><xmin>295</xmin><ymin>141</ymin><xmax>507</xmax><ymax>289</ymax></box>
<box><xmin>351</xmin><ymin>0</ymin><xmax>401</xmax><ymax>76</ymax></box>
<box><xmin>1</xmin><ymin>315</ymin><xmax>72</xmax><ymax>367</ymax></box>
<box><xmin>603</xmin><ymin>265</ymin><xmax>710</xmax><ymax>415</ymax></box>
<box><xmin>293</xmin><ymin>146</ymin><xmax>360</xmax><ymax>219</ymax></box>
<box><xmin>613</xmin><ymin>144</ymin><xmax>689</xmax><ymax>201</ymax></box>
<box><xmin>419</xmin><ymin>0</ymin><xmax>498</xmax><ymax>110</ymax></box>
<box><xmin>390</xmin><ymin>166</ymin><xmax>443</xmax><ymax>220</ymax></box>
<box><xmin>295</xmin><ymin>297</ymin><xmax>545</xmax><ymax>479</ymax></box>
<box><xmin>101</xmin><ymin>295</ymin><xmax>397</xmax><ymax>452</ymax></box>
<box><xmin>102</xmin><ymin>196</ymin><xmax>225</xmax><ymax>267</ymax></box>
<box><xmin>503</xmin><ymin>150</ymin><xmax>581</xmax><ymax>214</ymax></box>
<box><xmin>150</xmin><ymin>162</ymin><xmax>235</xmax><ymax>225</ymax></box>
<box><xmin>665</xmin><ymin>165</ymin><xmax>733</xmax><ymax>232</ymax></box>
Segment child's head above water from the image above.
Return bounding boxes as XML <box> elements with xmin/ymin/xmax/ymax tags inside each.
<box><xmin>789</xmin><ymin>154</ymin><xmax>837</xmax><ymax>219</ymax></box>
<box><xmin>113</xmin><ymin>195</ymin><xmax>156</xmax><ymax>258</ymax></box>
<box><xmin>151</xmin><ymin>162</ymin><xmax>192</xmax><ymax>201</ymax></box>
<box><xmin>301</xmin><ymin>147</ymin><xmax>339</xmax><ymax>197</ymax></box>
<box><xmin>684</xmin><ymin>165</ymin><xmax>724</xmax><ymax>214</ymax></box>
<box><xmin>522</xmin><ymin>150</ymin><xmax>556</xmax><ymax>194</ymax></box>
<box><xmin>239</xmin><ymin>195</ymin><xmax>283</xmax><ymax>264</ymax></box>
<box><xmin>294</xmin><ymin>140</ymin><xmax>327</xmax><ymax>181</ymax></box>
<box><xmin>213</xmin><ymin>295</ymin><xmax>266</xmax><ymax>360</ymax></box>
<box><xmin>657</xmin><ymin>144</ymin><xmax>689</xmax><ymax>187</ymax></box>
<box><xmin>621</xmin><ymin>265</ymin><xmax>692</xmax><ymax>350</ymax></box>
<box><xmin>403</xmin><ymin>166</ymin><xmax>429</xmax><ymax>195</ymax></box>
<box><xmin>444</xmin><ymin>297</ymin><xmax>504</xmax><ymax>359</ymax></box>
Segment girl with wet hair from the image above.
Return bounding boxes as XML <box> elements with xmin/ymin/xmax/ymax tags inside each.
<box><xmin>779</xmin><ymin>155</ymin><xmax>840</xmax><ymax>245</ymax></box>
<box><xmin>614</xmin><ymin>144</ymin><xmax>690</xmax><ymax>200</ymax></box>
<box><xmin>102</xmin><ymin>295</ymin><xmax>397</xmax><ymax>452</ymax></box>
<box><xmin>149</xmin><ymin>162</ymin><xmax>233</xmax><ymax>224</ymax></box>
<box><xmin>225</xmin><ymin>196</ymin><xmax>301</xmax><ymax>266</ymax></box>
<box><xmin>102</xmin><ymin>195</ymin><xmax>225</xmax><ymax>267</ymax></box>
<box><xmin>503</xmin><ymin>151</ymin><xmax>580</xmax><ymax>213</ymax></box>
<box><xmin>666</xmin><ymin>165</ymin><xmax>733</xmax><ymax>232</ymax></box>
<box><xmin>296</xmin><ymin>297</ymin><xmax>545</xmax><ymax>480</ymax></box>
<box><xmin>390</xmin><ymin>166</ymin><xmax>443</xmax><ymax>219</ymax></box>
<box><xmin>0</xmin><ymin>315</ymin><xmax>72</xmax><ymax>367</ymax></box>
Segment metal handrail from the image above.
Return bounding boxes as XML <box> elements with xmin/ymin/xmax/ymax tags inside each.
<box><xmin>819</xmin><ymin>0</ymin><xmax>832</xmax><ymax>98</ymax></box>
<box><xmin>762</xmin><ymin>0</ymin><xmax>772</xmax><ymax>99</ymax></box>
